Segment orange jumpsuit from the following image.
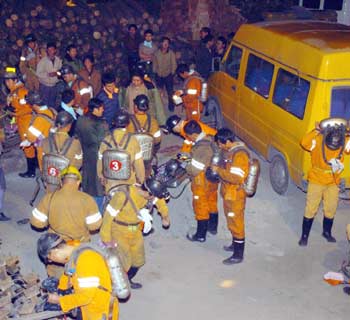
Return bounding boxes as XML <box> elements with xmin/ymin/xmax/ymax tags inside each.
<box><xmin>183</xmin><ymin>72</ymin><xmax>203</xmax><ymax>121</ymax></box>
<box><xmin>217</xmin><ymin>143</ymin><xmax>249</xmax><ymax>240</ymax></box>
<box><xmin>26</xmin><ymin>108</ymin><xmax>56</xmax><ymax>170</ymax></box>
<box><xmin>186</xmin><ymin>134</ymin><xmax>217</xmax><ymax>221</ymax></box>
<box><xmin>58</xmin><ymin>248</ymin><xmax>118</xmax><ymax>320</ymax></box>
<box><xmin>8</xmin><ymin>83</ymin><xmax>35</xmax><ymax>158</ymax></box>
<box><xmin>301</xmin><ymin>130</ymin><xmax>350</xmax><ymax>219</ymax></box>
<box><xmin>71</xmin><ymin>78</ymin><xmax>93</xmax><ymax>113</ymax></box>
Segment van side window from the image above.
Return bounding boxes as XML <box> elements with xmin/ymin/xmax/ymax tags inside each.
<box><xmin>224</xmin><ymin>45</ymin><xmax>242</xmax><ymax>79</ymax></box>
<box><xmin>330</xmin><ymin>87</ymin><xmax>350</xmax><ymax>118</ymax></box>
<box><xmin>324</xmin><ymin>0</ymin><xmax>343</xmax><ymax>10</ymax></box>
<box><xmin>272</xmin><ymin>69</ymin><xmax>310</xmax><ymax>120</ymax></box>
<box><xmin>302</xmin><ymin>0</ymin><xmax>321</xmax><ymax>8</ymax></box>
<box><xmin>244</xmin><ymin>54</ymin><xmax>274</xmax><ymax>99</ymax></box>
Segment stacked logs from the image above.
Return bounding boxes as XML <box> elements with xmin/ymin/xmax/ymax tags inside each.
<box><xmin>0</xmin><ymin>256</ymin><xmax>41</xmax><ymax>319</ymax></box>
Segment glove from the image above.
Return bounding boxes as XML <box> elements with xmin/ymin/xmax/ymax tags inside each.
<box><xmin>138</xmin><ymin>208</ymin><xmax>153</xmax><ymax>234</ymax></box>
<box><xmin>20</xmin><ymin>139</ymin><xmax>31</xmax><ymax>148</ymax></box>
<box><xmin>329</xmin><ymin>158</ymin><xmax>344</xmax><ymax>174</ymax></box>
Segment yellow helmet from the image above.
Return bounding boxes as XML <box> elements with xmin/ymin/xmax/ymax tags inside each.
<box><xmin>60</xmin><ymin>166</ymin><xmax>82</xmax><ymax>181</ymax></box>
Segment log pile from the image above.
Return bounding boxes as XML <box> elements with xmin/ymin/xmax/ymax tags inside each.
<box><xmin>0</xmin><ymin>256</ymin><xmax>41</xmax><ymax>319</ymax></box>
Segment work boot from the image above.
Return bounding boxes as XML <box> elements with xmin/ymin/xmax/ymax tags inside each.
<box><xmin>223</xmin><ymin>237</ymin><xmax>235</xmax><ymax>252</ymax></box>
<box><xmin>343</xmin><ymin>287</ymin><xmax>350</xmax><ymax>295</ymax></box>
<box><xmin>186</xmin><ymin>220</ymin><xmax>208</xmax><ymax>242</ymax></box>
<box><xmin>223</xmin><ymin>240</ymin><xmax>245</xmax><ymax>265</ymax></box>
<box><xmin>322</xmin><ymin>217</ymin><xmax>336</xmax><ymax>243</ymax></box>
<box><xmin>207</xmin><ymin>213</ymin><xmax>218</xmax><ymax>235</ymax></box>
<box><xmin>127</xmin><ymin>266</ymin><xmax>142</xmax><ymax>289</ymax></box>
<box><xmin>19</xmin><ymin>157</ymin><xmax>36</xmax><ymax>178</ymax></box>
<box><xmin>0</xmin><ymin>212</ymin><xmax>10</xmax><ymax>221</ymax></box>
<box><xmin>298</xmin><ymin>217</ymin><xmax>314</xmax><ymax>246</ymax></box>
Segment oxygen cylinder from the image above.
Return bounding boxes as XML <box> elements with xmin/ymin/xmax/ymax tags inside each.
<box><xmin>104</xmin><ymin>248</ymin><xmax>131</xmax><ymax>299</ymax></box>
<box><xmin>244</xmin><ymin>158</ymin><xmax>260</xmax><ymax>197</ymax></box>
<box><xmin>200</xmin><ymin>82</ymin><xmax>208</xmax><ymax>102</ymax></box>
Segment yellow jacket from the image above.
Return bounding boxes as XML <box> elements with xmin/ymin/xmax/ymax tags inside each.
<box><xmin>58</xmin><ymin>248</ymin><xmax>118</xmax><ymax>320</ymax></box>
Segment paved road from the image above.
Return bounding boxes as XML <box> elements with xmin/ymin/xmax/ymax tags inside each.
<box><xmin>1</xmin><ymin>132</ymin><xmax>349</xmax><ymax>320</ymax></box>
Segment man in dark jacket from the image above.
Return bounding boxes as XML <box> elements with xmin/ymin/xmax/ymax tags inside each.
<box><xmin>75</xmin><ymin>98</ymin><xmax>109</xmax><ymax>211</ymax></box>
<box><xmin>195</xmin><ymin>34</ymin><xmax>214</xmax><ymax>80</ymax></box>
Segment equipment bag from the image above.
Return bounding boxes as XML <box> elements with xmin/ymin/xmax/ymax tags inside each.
<box><xmin>130</xmin><ymin>115</ymin><xmax>154</xmax><ymax>161</ymax></box>
<box><xmin>102</xmin><ymin>133</ymin><xmax>132</xmax><ymax>180</ymax></box>
<box><xmin>42</xmin><ymin>134</ymin><xmax>73</xmax><ymax>185</ymax></box>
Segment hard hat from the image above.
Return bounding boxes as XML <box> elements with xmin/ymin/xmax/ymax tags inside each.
<box><xmin>55</xmin><ymin>111</ymin><xmax>74</xmax><ymax>128</ymax></box>
<box><xmin>60</xmin><ymin>165</ymin><xmax>82</xmax><ymax>181</ymax></box>
<box><xmin>3</xmin><ymin>67</ymin><xmax>18</xmax><ymax>79</ymax></box>
<box><xmin>26</xmin><ymin>91</ymin><xmax>43</xmax><ymax>106</ymax></box>
<box><xmin>114</xmin><ymin>110</ymin><xmax>130</xmax><ymax>128</ymax></box>
<box><xmin>324</xmin><ymin>126</ymin><xmax>345</xmax><ymax>150</ymax></box>
<box><xmin>25</xmin><ymin>33</ymin><xmax>37</xmax><ymax>43</ymax></box>
<box><xmin>37</xmin><ymin>233</ymin><xmax>64</xmax><ymax>263</ymax></box>
<box><xmin>134</xmin><ymin>94</ymin><xmax>149</xmax><ymax>111</ymax></box>
<box><xmin>166</xmin><ymin>115</ymin><xmax>181</xmax><ymax>133</ymax></box>
<box><xmin>144</xmin><ymin>177</ymin><xmax>170</xmax><ymax>200</ymax></box>
<box><xmin>60</xmin><ymin>64</ymin><xmax>75</xmax><ymax>76</ymax></box>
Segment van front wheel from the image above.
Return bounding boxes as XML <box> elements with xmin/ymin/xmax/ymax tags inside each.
<box><xmin>269</xmin><ymin>154</ymin><xmax>289</xmax><ymax>195</ymax></box>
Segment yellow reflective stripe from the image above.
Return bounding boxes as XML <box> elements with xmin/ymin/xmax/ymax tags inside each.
<box><xmin>74</xmin><ymin>153</ymin><xmax>83</xmax><ymax>160</ymax></box>
<box><xmin>106</xmin><ymin>204</ymin><xmax>120</xmax><ymax>218</ymax></box>
<box><xmin>229</xmin><ymin>167</ymin><xmax>245</xmax><ymax>177</ymax></box>
<box><xmin>28</xmin><ymin>126</ymin><xmax>42</xmax><ymax>138</ymax></box>
<box><xmin>191</xmin><ymin>159</ymin><xmax>205</xmax><ymax>170</ymax></box>
<box><xmin>85</xmin><ymin>212</ymin><xmax>102</xmax><ymax>224</ymax></box>
<box><xmin>32</xmin><ymin>208</ymin><xmax>48</xmax><ymax>222</ymax></box>
<box><xmin>187</xmin><ymin>89</ymin><xmax>197</xmax><ymax>95</ymax></box>
<box><xmin>184</xmin><ymin>140</ymin><xmax>192</xmax><ymax>145</ymax></box>
<box><xmin>153</xmin><ymin>130</ymin><xmax>161</xmax><ymax>138</ymax></box>
<box><xmin>77</xmin><ymin>276</ymin><xmax>100</xmax><ymax>288</ymax></box>
<box><xmin>19</xmin><ymin>98</ymin><xmax>26</xmax><ymax>105</ymax></box>
<box><xmin>310</xmin><ymin>139</ymin><xmax>316</xmax><ymax>151</ymax></box>
<box><xmin>135</xmin><ymin>151</ymin><xmax>143</xmax><ymax>160</ymax></box>
<box><xmin>79</xmin><ymin>86</ymin><xmax>93</xmax><ymax>96</ymax></box>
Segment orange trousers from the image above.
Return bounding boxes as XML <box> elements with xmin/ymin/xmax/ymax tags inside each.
<box><xmin>184</xmin><ymin>101</ymin><xmax>203</xmax><ymax>121</ymax></box>
<box><xmin>191</xmin><ymin>171</ymin><xmax>218</xmax><ymax>220</ymax></box>
<box><xmin>222</xmin><ymin>187</ymin><xmax>246</xmax><ymax>239</ymax></box>
<box><xmin>17</xmin><ymin>115</ymin><xmax>35</xmax><ymax>158</ymax></box>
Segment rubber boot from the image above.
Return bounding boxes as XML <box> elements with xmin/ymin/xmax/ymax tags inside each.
<box><xmin>127</xmin><ymin>266</ymin><xmax>142</xmax><ymax>289</ymax></box>
<box><xmin>186</xmin><ymin>220</ymin><xmax>208</xmax><ymax>242</ymax></box>
<box><xmin>223</xmin><ymin>240</ymin><xmax>245</xmax><ymax>265</ymax></box>
<box><xmin>223</xmin><ymin>237</ymin><xmax>235</xmax><ymax>252</ymax></box>
<box><xmin>19</xmin><ymin>157</ymin><xmax>36</xmax><ymax>178</ymax></box>
<box><xmin>322</xmin><ymin>217</ymin><xmax>336</xmax><ymax>243</ymax></box>
<box><xmin>207</xmin><ymin>213</ymin><xmax>218</xmax><ymax>235</ymax></box>
<box><xmin>298</xmin><ymin>217</ymin><xmax>314</xmax><ymax>246</ymax></box>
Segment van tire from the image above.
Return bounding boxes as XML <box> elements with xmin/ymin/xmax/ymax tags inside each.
<box><xmin>203</xmin><ymin>97</ymin><xmax>224</xmax><ymax>129</ymax></box>
<box><xmin>269</xmin><ymin>154</ymin><xmax>289</xmax><ymax>195</ymax></box>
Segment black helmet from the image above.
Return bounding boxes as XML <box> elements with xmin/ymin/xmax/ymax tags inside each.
<box><xmin>165</xmin><ymin>159</ymin><xmax>180</xmax><ymax>177</ymax></box>
<box><xmin>37</xmin><ymin>233</ymin><xmax>63</xmax><ymax>263</ymax></box>
<box><xmin>60</xmin><ymin>64</ymin><xmax>74</xmax><ymax>76</ymax></box>
<box><xmin>166</xmin><ymin>115</ymin><xmax>181</xmax><ymax>133</ymax></box>
<box><xmin>325</xmin><ymin>126</ymin><xmax>345</xmax><ymax>150</ymax></box>
<box><xmin>26</xmin><ymin>91</ymin><xmax>43</xmax><ymax>106</ymax></box>
<box><xmin>144</xmin><ymin>177</ymin><xmax>170</xmax><ymax>200</ymax></box>
<box><xmin>114</xmin><ymin>110</ymin><xmax>130</xmax><ymax>128</ymax></box>
<box><xmin>55</xmin><ymin>111</ymin><xmax>74</xmax><ymax>128</ymax></box>
<box><xmin>25</xmin><ymin>33</ymin><xmax>36</xmax><ymax>44</ymax></box>
<box><xmin>134</xmin><ymin>94</ymin><xmax>149</xmax><ymax>112</ymax></box>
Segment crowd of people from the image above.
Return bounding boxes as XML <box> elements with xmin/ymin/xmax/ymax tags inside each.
<box><xmin>1</xmin><ymin>23</ymin><xmax>349</xmax><ymax>319</ymax></box>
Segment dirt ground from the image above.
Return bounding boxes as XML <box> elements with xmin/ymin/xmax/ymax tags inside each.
<box><xmin>1</xmin><ymin>128</ymin><xmax>350</xmax><ymax>320</ymax></box>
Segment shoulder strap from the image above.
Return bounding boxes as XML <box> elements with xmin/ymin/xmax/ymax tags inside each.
<box><xmin>48</xmin><ymin>133</ymin><xmax>58</xmax><ymax>153</ymax></box>
<box><xmin>130</xmin><ymin>115</ymin><xmax>142</xmax><ymax>132</ymax></box>
<box><xmin>60</xmin><ymin>136</ymin><xmax>74</xmax><ymax>156</ymax></box>
<box><xmin>146</xmin><ymin>114</ymin><xmax>151</xmax><ymax>132</ymax></box>
<box><xmin>120</xmin><ymin>133</ymin><xmax>131</xmax><ymax>151</ymax></box>
<box><xmin>102</xmin><ymin>139</ymin><xmax>113</xmax><ymax>149</ymax></box>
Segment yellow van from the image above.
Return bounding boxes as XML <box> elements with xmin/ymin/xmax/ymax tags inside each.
<box><xmin>207</xmin><ymin>20</ymin><xmax>350</xmax><ymax>195</ymax></box>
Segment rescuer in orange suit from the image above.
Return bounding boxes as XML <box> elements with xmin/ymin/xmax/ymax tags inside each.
<box><xmin>182</xmin><ymin>120</ymin><xmax>218</xmax><ymax>242</ymax></box>
<box><xmin>298</xmin><ymin>121</ymin><xmax>350</xmax><ymax>247</ymax></box>
<box><xmin>37</xmin><ymin>233</ymin><xmax>118</xmax><ymax>320</ymax></box>
<box><xmin>22</xmin><ymin>92</ymin><xmax>56</xmax><ymax>170</ymax></box>
<box><xmin>4</xmin><ymin>67</ymin><xmax>36</xmax><ymax>178</ymax></box>
<box><xmin>175</xmin><ymin>64</ymin><xmax>204</xmax><ymax>121</ymax></box>
<box><xmin>210</xmin><ymin>128</ymin><xmax>249</xmax><ymax>264</ymax></box>
<box><xmin>166</xmin><ymin>115</ymin><xmax>219</xmax><ymax>234</ymax></box>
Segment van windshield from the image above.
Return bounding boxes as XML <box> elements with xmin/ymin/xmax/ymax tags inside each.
<box><xmin>330</xmin><ymin>87</ymin><xmax>350</xmax><ymax>118</ymax></box>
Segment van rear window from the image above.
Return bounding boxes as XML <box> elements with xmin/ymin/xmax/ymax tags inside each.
<box><xmin>272</xmin><ymin>69</ymin><xmax>310</xmax><ymax>120</ymax></box>
<box><xmin>245</xmin><ymin>54</ymin><xmax>274</xmax><ymax>99</ymax></box>
<box><xmin>324</xmin><ymin>0</ymin><xmax>343</xmax><ymax>10</ymax></box>
<box><xmin>224</xmin><ymin>45</ymin><xmax>242</xmax><ymax>79</ymax></box>
<box><xmin>302</xmin><ymin>0</ymin><xmax>320</xmax><ymax>8</ymax></box>
<box><xmin>331</xmin><ymin>87</ymin><xmax>350</xmax><ymax>118</ymax></box>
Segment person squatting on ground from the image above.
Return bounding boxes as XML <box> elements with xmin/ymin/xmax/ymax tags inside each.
<box><xmin>175</xmin><ymin>64</ymin><xmax>204</xmax><ymax>122</ymax></box>
<box><xmin>126</xmin><ymin>94</ymin><xmax>162</xmax><ymax>177</ymax></box>
<box><xmin>97</xmin><ymin>110</ymin><xmax>145</xmax><ymax>194</ymax></box>
<box><xmin>31</xmin><ymin>166</ymin><xmax>102</xmax><ymax>277</ymax></box>
<box><xmin>4</xmin><ymin>67</ymin><xmax>37</xmax><ymax>178</ymax></box>
<box><xmin>75</xmin><ymin>98</ymin><xmax>109</xmax><ymax>211</ymax></box>
<box><xmin>37</xmin><ymin>233</ymin><xmax>118</xmax><ymax>319</ymax></box>
<box><xmin>298</xmin><ymin>120</ymin><xmax>350</xmax><ymax>246</ymax></box>
<box><xmin>208</xmin><ymin>128</ymin><xmax>250</xmax><ymax>264</ymax></box>
<box><xmin>182</xmin><ymin>120</ymin><xmax>219</xmax><ymax>242</ymax></box>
